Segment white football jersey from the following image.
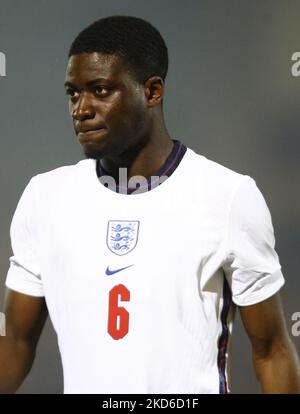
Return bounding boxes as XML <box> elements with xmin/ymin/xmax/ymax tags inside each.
<box><xmin>5</xmin><ymin>147</ymin><xmax>284</xmax><ymax>393</ymax></box>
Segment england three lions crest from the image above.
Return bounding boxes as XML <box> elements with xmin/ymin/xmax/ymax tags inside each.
<box><xmin>106</xmin><ymin>220</ymin><xmax>140</xmax><ymax>256</ymax></box>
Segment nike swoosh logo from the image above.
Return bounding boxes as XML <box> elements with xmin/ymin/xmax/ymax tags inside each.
<box><xmin>105</xmin><ymin>264</ymin><xmax>134</xmax><ymax>275</ymax></box>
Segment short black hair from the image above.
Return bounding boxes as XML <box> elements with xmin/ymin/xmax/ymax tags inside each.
<box><xmin>68</xmin><ymin>15</ymin><xmax>168</xmax><ymax>84</ymax></box>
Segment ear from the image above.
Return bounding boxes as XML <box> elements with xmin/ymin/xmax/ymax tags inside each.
<box><xmin>144</xmin><ymin>76</ymin><xmax>164</xmax><ymax>107</ymax></box>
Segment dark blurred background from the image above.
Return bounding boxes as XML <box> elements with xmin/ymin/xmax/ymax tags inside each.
<box><xmin>0</xmin><ymin>0</ymin><xmax>299</xmax><ymax>393</ymax></box>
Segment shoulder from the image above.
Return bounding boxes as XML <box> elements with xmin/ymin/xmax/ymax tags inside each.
<box><xmin>184</xmin><ymin>146</ymin><xmax>253</xmax><ymax>198</ymax></box>
<box><xmin>30</xmin><ymin>159</ymin><xmax>94</xmax><ymax>189</ymax></box>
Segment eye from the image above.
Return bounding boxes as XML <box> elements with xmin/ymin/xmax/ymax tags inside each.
<box><xmin>65</xmin><ymin>88</ymin><xmax>76</xmax><ymax>98</ymax></box>
<box><xmin>94</xmin><ymin>86</ymin><xmax>110</xmax><ymax>96</ymax></box>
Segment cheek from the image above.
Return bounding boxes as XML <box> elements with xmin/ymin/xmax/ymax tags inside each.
<box><xmin>106</xmin><ymin>102</ymin><xmax>145</xmax><ymax>130</ymax></box>
<box><xmin>69</xmin><ymin>101</ymin><xmax>77</xmax><ymax>123</ymax></box>
<box><xmin>118</xmin><ymin>108</ymin><xmax>146</xmax><ymax>135</ymax></box>
<box><xmin>121</xmin><ymin>94</ymin><xmax>148</xmax><ymax>127</ymax></box>
<box><xmin>99</xmin><ymin>88</ymin><xmax>147</xmax><ymax>132</ymax></box>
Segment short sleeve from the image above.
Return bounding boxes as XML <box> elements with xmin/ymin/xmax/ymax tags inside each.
<box><xmin>222</xmin><ymin>176</ymin><xmax>285</xmax><ymax>306</ymax></box>
<box><xmin>5</xmin><ymin>177</ymin><xmax>44</xmax><ymax>297</ymax></box>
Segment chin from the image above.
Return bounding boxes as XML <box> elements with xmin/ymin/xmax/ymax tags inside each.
<box><xmin>83</xmin><ymin>148</ymin><xmax>104</xmax><ymax>160</ymax></box>
<box><xmin>82</xmin><ymin>141</ymin><xmax>115</xmax><ymax>160</ymax></box>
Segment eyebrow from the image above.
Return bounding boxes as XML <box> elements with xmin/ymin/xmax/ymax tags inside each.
<box><xmin>64</xmin><ymin>77</ymin><xmax>114</xmax><ymax>88</ymax></box>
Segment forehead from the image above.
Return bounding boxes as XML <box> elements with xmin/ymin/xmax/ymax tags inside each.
<box><xmin>65</xmin><ymin>52</ymin><xmax>132</xmax><ymax>83</ymax></box>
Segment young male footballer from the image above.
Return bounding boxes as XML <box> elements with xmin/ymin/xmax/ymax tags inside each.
<box><xmin>1</xmin><ymin>16</ymin><xmax>299</xmax><ymax>394</ymax></box>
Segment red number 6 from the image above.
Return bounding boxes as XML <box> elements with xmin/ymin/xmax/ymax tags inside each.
<box><xmin>107</xmin><ymin>284</ymin><xmax>130</xmax><ymax>340</ymax></box>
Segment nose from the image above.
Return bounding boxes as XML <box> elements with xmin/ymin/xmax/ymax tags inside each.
<box><xmin>72</xmin><ymin>93</ymin><xmax>95</xmax><ymax>121</ymax></box>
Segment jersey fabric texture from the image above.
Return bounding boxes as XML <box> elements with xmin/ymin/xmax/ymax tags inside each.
<box><xmin>5</xmin><ymin>143</ymin><xmax>285</xmax><ymax>394</ymax></box>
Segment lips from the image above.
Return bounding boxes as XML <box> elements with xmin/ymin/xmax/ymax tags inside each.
<box><xmin>77</xmin><ymin>125</ymin><xmax>106</xmax><ymax>134</ymax></box>
<box><xmin>77</xmin><ymin>127</ymin><xmax>108</xmax><ymax>144</ymax></box>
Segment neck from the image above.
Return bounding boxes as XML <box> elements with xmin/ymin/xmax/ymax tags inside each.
<box><xmin>100</xmin><ymin>117</ymin><xmax>173</xmax><ymax>183</ymax></box>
